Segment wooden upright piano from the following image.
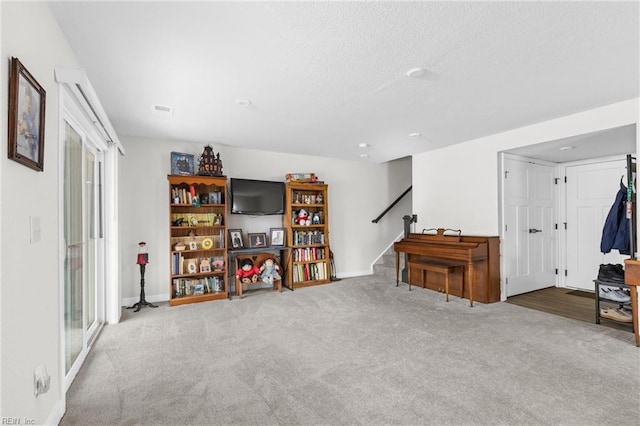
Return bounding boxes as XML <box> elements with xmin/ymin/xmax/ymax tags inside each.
<box><xmin>394</xmin><ymin>229</ymin><xmax>500</xmax><ymax>304</ymax></box>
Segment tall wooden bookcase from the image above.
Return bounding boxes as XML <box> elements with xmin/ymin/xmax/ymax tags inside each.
<box><xmin>283</xmin><ymin>182</ymin><xmax>331</xmax><ymax>287</ymax></box>
<box><xmin>167</xmin><ymin>175</ymin><xmax>228</xmax><ymax>306</ymax></box>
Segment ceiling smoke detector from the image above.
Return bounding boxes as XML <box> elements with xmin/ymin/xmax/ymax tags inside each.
<box><xmin>358</xmin><ymin>143</ymin><xmax>369</xmax><ymax>148</ymax></box>
<box><xmin>559</xmin><ymin>146</ymin><xmax>575</xmax><ymax>151</ymax></box>
<box><xmin>235</xmin><ymin>99</ymin><xmax>251</xmax><ymax>107</ymax></box>
<box><xmin>409</xmin><ymin>133</ymin><xmax>421</xmax><ymax>138</ymax></box>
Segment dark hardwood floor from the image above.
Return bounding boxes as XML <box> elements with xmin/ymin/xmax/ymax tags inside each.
<box><xmin>506</xmin><ymin>286</ymin><xmax>633</xmax><ymax>332</ymax></box>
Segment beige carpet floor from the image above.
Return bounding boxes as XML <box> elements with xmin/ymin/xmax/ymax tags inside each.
<box><xmin>61</xmin><ymin>274</ymin><xmax>640</xmax><ymax>425</ymax></box>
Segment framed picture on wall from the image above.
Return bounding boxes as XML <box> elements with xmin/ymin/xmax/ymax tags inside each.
<box><xmin>8</xmin><ymin>57</ymin><xmax>46</xmax><ymax>172</ymax></box>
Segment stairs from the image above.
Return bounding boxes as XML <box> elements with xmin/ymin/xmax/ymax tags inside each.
<box><xmin>373</xmin><ymin>246</ymin><xmax>405</xmax><ymax>283</ymax></box>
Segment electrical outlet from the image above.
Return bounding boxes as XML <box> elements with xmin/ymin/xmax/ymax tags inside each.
<box><xmin>34</xmin><ymin>364</ymin><xmax>50</xmax><ymax>397</ymax></box>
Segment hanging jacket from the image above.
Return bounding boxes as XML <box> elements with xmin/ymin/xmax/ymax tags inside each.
<box><xmin>601</xmin><ymin>181</ymin><xmax>630</xmax><ymax>255</ymax></box>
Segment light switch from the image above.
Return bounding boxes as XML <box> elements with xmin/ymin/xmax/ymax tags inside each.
<box><xmin>30</xmin><ymin>216</ymin><xmax>41</xmax><ymax>243</ymax></box>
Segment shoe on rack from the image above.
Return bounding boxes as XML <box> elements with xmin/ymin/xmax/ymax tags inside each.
<box><xmin>599</xmin><ymin>287</ymin><xmax>631</xmax><ymax>303</ymax></box>
<box><xmin>600</xmin><ymin>307</ymin><xmax>633</xmax><ymax>323</ymax></box>
<box><xmin>610</xmin><ymin>263</ymin><xmax>625</xmax><ymax>276</ymax></box>
<box><xmin>597</xmin><ymin>270</ymin><xmax>625</xmax><ymax>284</ymax></box>
<box><xmin>598</xmin><ymin>264</ymin><xmax>625</xmax><ymax>282</ymax></box>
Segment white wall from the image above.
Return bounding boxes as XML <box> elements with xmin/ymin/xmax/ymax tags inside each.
<box><xmin>413</xmin><ymin>98</ymin><xmax>639</xmax><ymax>332</ymax></box>
<box><xmin>1</xmin><ymin>2</ymin><xmax>80</xmax><ymax>424</ymax></box>
<box><xmin>413</xmin><ymin>99</ymin><xmax>639</xmax><ymax>235</ymax></box>
<box><xmin>119</xmin><ymin>137</ymin><xmax>412</xmax><ymax>302</ymax></box>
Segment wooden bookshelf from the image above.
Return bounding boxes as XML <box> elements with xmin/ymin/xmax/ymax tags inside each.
<box><xmin>167</xmin><ymin>175</ymin><xmax>228</xmax><ymax>305</ymax></box>
<box><xmin>283</xmin><ymin>182</ymin><xmax>331</xmax><ymax>288</ymax></box>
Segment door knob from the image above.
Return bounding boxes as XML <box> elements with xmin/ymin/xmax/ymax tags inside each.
<box><xmin>529</xmin><ymin>228</ymin><xmax>542</xmax><ymax>233</ymax></box>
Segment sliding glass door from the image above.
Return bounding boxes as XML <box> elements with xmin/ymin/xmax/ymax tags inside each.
<box><xmin>63</xmin><ymin>118</ymin><xmax>104</xmax><ymax>382</ymax></box>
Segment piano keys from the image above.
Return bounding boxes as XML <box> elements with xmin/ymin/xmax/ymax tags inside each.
<box><xmin>394</xmin><ymin>229</ymin><xmax>501</xmax><ymax>304</ymax></box>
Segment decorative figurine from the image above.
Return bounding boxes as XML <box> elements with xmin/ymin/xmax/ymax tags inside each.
<box><xmin>197</xmin><ymin>145</ymin><xmax>225</xmax><ymax>177</ymax></box>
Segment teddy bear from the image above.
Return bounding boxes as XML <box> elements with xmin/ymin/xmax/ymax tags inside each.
<box><xmin>236</xmin><ymin>258</ymin><xmax>260</xmax><ymax>284</ymax></box>
<box><xmin>295</xmin><ymin>208</ymin><xmax>311</xmax><ymax>226</ymax></box>
<box><xmin>260</xmin><ymin>258</ymin><xmax>281</xmax><ymax>286</ymax></box>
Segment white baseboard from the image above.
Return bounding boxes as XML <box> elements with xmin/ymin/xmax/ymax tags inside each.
<box><xmin>121</xmin><ymin>293</ymin><xmax>169</xmax><ymax>307</ymax></box>
<box><xmin>336</xmin><ymin>269</ymin><xmax>372</xmax><ymax>279</ymax></box>
<box><xmin>45</xmin><ymin>400</ymin><xmax>64</xmax><ymax>426</ymax></box>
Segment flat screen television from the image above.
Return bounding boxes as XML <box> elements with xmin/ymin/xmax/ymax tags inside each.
<box><xmin>230</xmin><ymin>178</ymin><xmax>285</xmax><ymax>215</ymax></box>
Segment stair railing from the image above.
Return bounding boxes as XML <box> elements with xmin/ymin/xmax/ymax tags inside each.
<box><xmin>371</xmin><ymin>186</ymin><xmax>412</xmax><ymax>223</ymax></box>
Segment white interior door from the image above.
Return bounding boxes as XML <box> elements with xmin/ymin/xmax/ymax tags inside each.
<box><xmin>565</xmin><ymin>159</ymin><xmax>627</xmax><ymax>291</ymax></box>
<box><xmin>503</xmin><ymin>157</ymin><xmax>557</xmax><ymax>296</ymax></box>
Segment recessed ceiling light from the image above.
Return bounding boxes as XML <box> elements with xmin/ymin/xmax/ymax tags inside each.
<box><xmin>409</xmin><ymin>133</ymin><xmax>421</xmax><ymax>138</ymax></box>
<box><xmin>559</xmin><ymin>146</ymin><xmax>575</xmax><ymax>151</ymax></box>
<box><xmin>406</xmin><ymin>68</ymin><xmax>426</xmax><ymax>78</ymax></box>
<box><xmin>358</xmin><ymin>143</ymin><xmax>369</xmax><ymax>148</ymax></box>
<box><xmin>360</xmin><ymin>154</ymin><xmax>369</xmax><ymax>158</ymax></box>
<box><xmin>235</xmin><ymin>99</ymin><xmax>251</xmax><ymax>107</ymax></box>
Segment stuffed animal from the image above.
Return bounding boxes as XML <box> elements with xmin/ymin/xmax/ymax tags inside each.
<box><xmin>295</xmin><ymin>208</ymin><xmax>310</xmax><ymax>226</ymax></box>
<box><xmin>311</xmin><ymin>212</ymin><xmax>321</xmax><ymax>225</ymax></box>
<box><xmin>236</xmin><ymin>258</ymin><xmax>260</xmax><ymax>284</ymax></box>
<box><xmin>260</xmin><ymin>258</ymin><xmax>281</xmax><ymax>285</ymax></box>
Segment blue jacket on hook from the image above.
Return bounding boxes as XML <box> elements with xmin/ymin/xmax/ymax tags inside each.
<box><xmin>600</xmin><ymin>182</ymin><xmax>630</xmax><ymax>255</ymax></box>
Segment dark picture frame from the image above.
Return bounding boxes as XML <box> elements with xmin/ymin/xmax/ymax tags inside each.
<box><xmin>8</xmin><ymin>57</ymin><xmax>46</xmax><ymax>172</ymax></box>
<box><xmin>270</xmin><ymin>228</ymin><xmax>285</xmax><ymax>246</ymax></box>
<box><xmin>248</xmin><ymin>233</ymin><xmax>267</xmax><ymax>248</ymax></box>
<box><xmin>171</xmin><ymin>151</ymin><xmax>194</xmax><ymax>175</ymax></box>
<box><xmin>229</xmin><ymin>229</ymin><xmax>244</xmax><ymax>249</ymax></box>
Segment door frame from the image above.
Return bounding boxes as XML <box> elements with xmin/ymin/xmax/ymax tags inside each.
<box><xmin>498</xmin><ymin>152</ymin><xmax>559</xmax><ymax>300</ymax></box>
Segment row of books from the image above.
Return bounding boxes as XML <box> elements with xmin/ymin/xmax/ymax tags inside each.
<box><xmin>171</xmin><ymin>253</ymin><xmax>225</xmax><ymax>275</ymax></box>
<box><xmin>292</xmin><ymin>247</ymin><xmax>326</xmax><ymax>262</ymax></box>
<box><xmin>292</xmin><ymin>230</ymin><xmax>325</xmax><ymax>246</ymax></box>
<box><xmin>291</xmin><ymin>192</ymin><xmax>324</xmax><ymax>205</ymax></box>
<box><xmin>292</xmin><ymin>262</ymin><xmax>327</xmax><ymax>283</ymax></box>
<box><xmin>173</xmin><ymin>276</ymin><xmax>224</xmax><ymax>298</ymax></box>
<box><xmin>171</xmin><ymin>213</ymin><xmax>224</xmax><ymax>227</ymax></box>
<box><xmin>170</xmin><ymin>184</ymin><xmax>224</xmax><ymax>205</ymax></box>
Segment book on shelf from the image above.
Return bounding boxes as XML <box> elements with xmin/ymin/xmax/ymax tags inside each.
<box><xmin>292</xmin><ymin>261</ymin><xmax>326</xmax><ymax>283</ymax></box>
<box><xmin>293</xmin><ymin>247</ymin><xmax>325</xmax><ymax>261</ymax></box>
<box><xmin>173</xmin><ymin>276</ymin><xmax>225</xmax><ymax>298</ymax></box>
<box><xmin>292</xmin><ymin>230</ymin><xmax>325</xmax><ymax>245</ymax></box>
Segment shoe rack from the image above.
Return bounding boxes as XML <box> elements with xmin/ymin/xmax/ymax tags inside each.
<box><xmin>595</xmin><ymin>279</ymin><xmax>634</xmax><ymax>325</ymax></box>
<box><xmin>595</xmin><ymin>154</ymin><xmax>637</xmax><ymax>330</ymax></box>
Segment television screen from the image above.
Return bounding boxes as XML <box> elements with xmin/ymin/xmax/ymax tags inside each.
<box><xmin>230</xmin><ymin>178</ymin><xmax>285</xmax><ymax>215</ymax></box>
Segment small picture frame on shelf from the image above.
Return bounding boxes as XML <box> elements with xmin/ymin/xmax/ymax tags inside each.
<box><xmin>189</xmin><ymin>241</ymin><xmax>198</xmax><ymax>250</ymax></box>
<box><xmin>185</xmin><ymin>258</ymin><xmax>198</xmax><ymax>274</ymax></box>
<box><xmin>171</xmin><ymin>152</ymin><xmax>194</xmax><ymax>175</ymax></box>
<box><xmin>270</xmin><ymin>228</ymin><xmax>285</xmax><ymax>246</ymax></box>
<box><xmin>199</xmin><ymin>258</ymin><xmax>211</xmax><ymax>273</ymax></box>
<box><xmin>248</xmin><ymin>233</ymin><xmax>267</xmax><ymax>248</ymax></box>
<box><xmin>229</xmin><ymin>229</ymin><xmax>244</xmax><ymax>249</ymax></box>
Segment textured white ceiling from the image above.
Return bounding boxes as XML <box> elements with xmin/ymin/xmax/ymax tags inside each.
<box><xmin>50</xmin><ymin>1</ymin><xmax>639</xmax><ymax>163</ymax></box>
